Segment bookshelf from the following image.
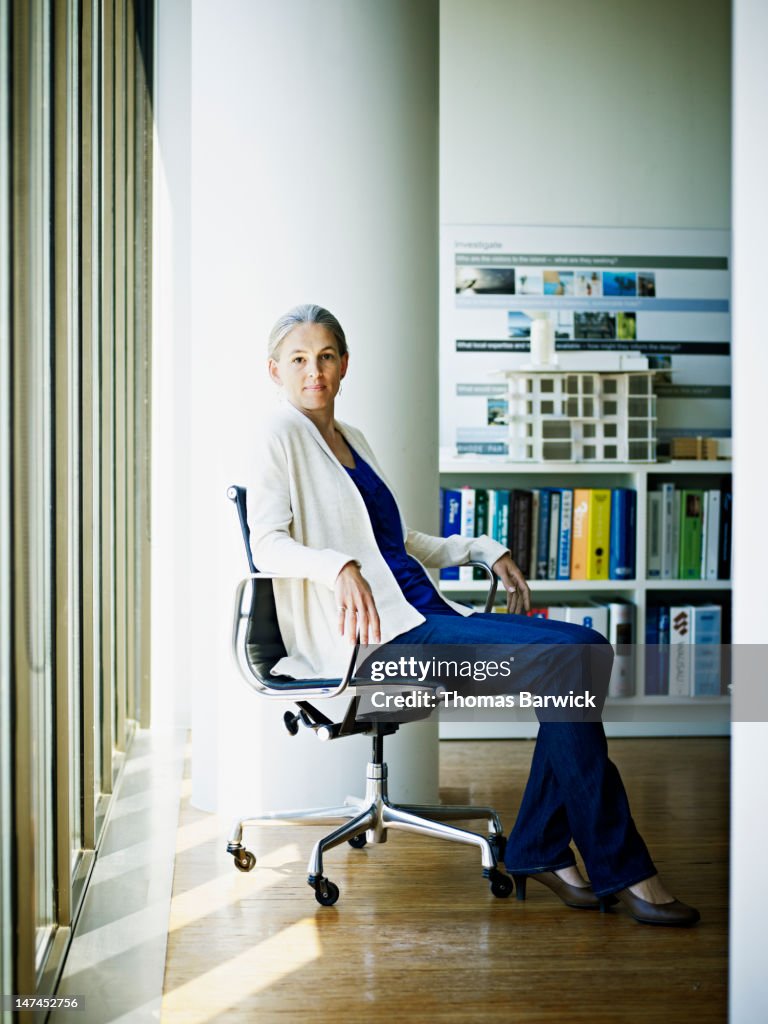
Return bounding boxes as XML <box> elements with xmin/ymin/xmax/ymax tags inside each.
<box><xmin>438</xmin><ymin>454</ymin><xmax>732</xmax><ymax>739</ymax></box>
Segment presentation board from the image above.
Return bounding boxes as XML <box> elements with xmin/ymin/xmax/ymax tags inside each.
<box><xmin>440</xmin><ymin>225</ymin><xmax>730</xmax><ymax>457</ymax></box>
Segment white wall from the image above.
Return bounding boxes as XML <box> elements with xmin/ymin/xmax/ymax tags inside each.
<box><xmin>730</xmin><ymin>0</ymin><xmax>768</xmax><ymax>1018</ymax></box>
<box><xmin>153</xmin><ymin>0</ymin><xmax>441</xmax><ymax>814</ymax></box>
<box><xmin>441</xmin><ymin>0</ymin><xmax>730</xmax><ymax>228</ymax></box>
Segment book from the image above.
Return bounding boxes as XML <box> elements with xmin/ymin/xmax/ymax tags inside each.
<box><xmin>570</xmin><ymin>488</ymin><xmax>590</xmax><ymax>580</ymax></box>
<box><xmin>644</xmin><ymin>605</ymin><xmax>670</xmax><ymax>695</ymax></box>
<box><xmin>607</xmin><ymin>601</ymin><xmax>635</xmax><ymax>697</ymax></box>
<box><xmin>557</xmin><ymin>488</ymin><xmax>573</xmax><ymax>580</ymax></box>
<box><xmin>566</xmin><ymin>601</ymin><xmax>609</xmax><ymax>640</ymax></box>
<box><xmin>646</xmin><ymin>492</ymin><xmax>661</xmax><ymax>578</ymax></box>
<box><xmin>691</xmin><ymin>604</ymin><xmax>722</xmax><ymax>696</ymax></box>
<box><xmin>669</xmin><ymin>604</ymin><xmax>693</xmax><ymax>696</ymax></box>
<box><xmin>529</xmin><ymin>490</ymin><xmax>540</xmax><ymax>583</ymax></box>
<box><xmin>659</xmin><ymin>598</ymin><xmax>671</xmax><ymax>696</ymax></box>
<box><xmin>609</xmin><ymin>488</ymin><xmax>636</xmax><ymax>580</ymax></box>
<box><xmin>660</xmin><ymin>483</ymin><xmax>675</xmax><ymax>579</ymax></box>
<box><xmin>718</xmin><ymin>490</ymin><xmax>732</xmax><ymax>580</ymax></box>
<box><xmin>703</xmin><ymin>490</ymin><xmax>721</xmax><ymax>581</ymax></box>
<box><xmin>536</xmin><ymin>489</ymin><xmax>552</xmax><ymax>579</ymax></box>
<box><xmin>487</xmin><ymin>489</ymin><xmax>498</xmax><ymax>546</ymax></box>
<box><xmin>586</xmin><ymin>489</ymin><xmax>611</xmax><ymax>580</ymax></box>
<box><xmin>439</xmin><ymin>488</ymin><xmax>461</xmax><ymax>581</ymax></box>
<box><xmin>547</xmin><ymin>605</ymin><xmax>568</xmax><ymax>622</ymax></box>
<box><xmin>678</xmin><ymin>490</ymin><xmax>704</xmax><ymax>579</ymax></box>
<box><xmin>509</xmin><ymin>489</ymin><xmax>533</xmax><ymax>578</ymax></box>
<box><xmin>671</xmin><ymin>490</ymin><xmax>681</xmax><ymax>579</ymax></box>
<box><xmin>495</xmin><ymin>488</ymin><xmax>510</xmax><ymax>549</ymax></box>
<box><xmin>645</xmin><ymin>605</ymin><xmax>660</xmax><ymax>695</ymax></box>
<box><xmin>547</xmin><ymin>490</ymin><xmax>561</xmax><ymax>580</ymax></box>
<box><xmin>473</xmin><ymin>490</ymin><xmax>489</xmax><ymax>580</ymax></box>
<box><xmin>458</xmin><ymin>487</ymin><xmax>476</xmax><ymax>582</ymax></box>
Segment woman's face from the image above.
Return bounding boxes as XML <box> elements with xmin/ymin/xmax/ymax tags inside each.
<box><xmin>269</xmin><ymin>322</ymin><xmax>348</xmax><ymax>416</ymax></box>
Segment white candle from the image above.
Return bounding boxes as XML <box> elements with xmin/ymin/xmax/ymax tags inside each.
<box><xmin>530</xmin><ymin>318</ymin><xmax>554</xmax><ymax>365</ymax></box>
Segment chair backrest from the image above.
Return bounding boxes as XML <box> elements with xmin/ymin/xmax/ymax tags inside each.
<box><xmin>227</xmin><ymin>485</ymin><xmax>292</xmax><ymax>682</ymax></box>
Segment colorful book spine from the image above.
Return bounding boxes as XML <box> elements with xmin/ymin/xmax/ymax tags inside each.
<box><xmin>509</xmin><ymin>489</ymin><xmax>533</xmax><ymax>578</ymax></box>
<box><xmin>646</xmin><ymin>492</ymin><xmax>661</xmax><ymax>578</ymax></box>
<box><xmin>660</xmin><ymin>483</ymin><xmax>675</xmax><ymax>579</ymax></box>
<box><xmin>547</xmin><ymin>490</ymin><xmax>561</xmax><ymax>581</ymax></box>
<box><xmin>458</xmin><ymin>487</ymin><xmax>476</xmax><ymax>582</ymax></box>
<box><xmin>557</xmin><ymin>488</ymin><xmax>573</xmax><ymax>580</ymax></box>
<box><xmin>691</xmin><ymin>604</ymin><xmax>722</xmax><ymax>696</ymax></box>
<box><xmin>529</xmin><ymin>490</ymin><xmax>540</xmax><ymax>582</ymax></box>
<box><xmin>536</xmin><ymin>489</ymin><xmax>551</xmax><ymax>580</ymax></box>
<box><xmin>671</xmin><ymin>490</ymin><xmax>681</xmax><ymax>578</ymax></box>
<box><xmin>440</xmin><ymin>488</ymin><xmax>461</xmax><ymax>581</ymax></box>
<box><xmin>565</xmin><ymin>601</ymin><xmax>609</xmax><ymax>640</ymax></box>
<box><xmin>678</xmin><ymin>490</ymin><xmax>704</xmax><ymax>580</ymax></box>
<box><xmin>645</xmin><ymin>605</ymin><xmax>660</xmax><ymax>695</ymax></box>
<box><xmin>718</xmin><ymin>490</ymin><xmax>732</xmax><ymax>580</ymax></box>
<box><xmin>607</xmin><ymin>601</ymin><xmax>635</xmax><ymax>697</ymax></box>
<box><xmin>609</xmin><ymin>488</ymin><xmax>636</xmax><ymax>580</ymax></box>
<box><xmin>657</xmin><ymin>606</ymin><xmax>671</xmax><ymax>696</ymax></box>
<box><xmin>669</xmin><ymin>605</ymin><xmax>693</xmax><ymax>696</ymax></box>
<box><xmin>704</xmin><ymin>490</ymin><xmax>721</xmax><ymax>581</ymax></box>
<box><xmin>586</xmin><ymin>489</ymin><xmax>611</xmax><ymax>580</ymax></box>
<box><xmin>645</xmin><ymin>605</ymin><xmax>670</xmax><ymax>695</ymax></box>
<box><xmin>473</xmin><ymin>489</ymin><xmax>489</xmax><ymax>580</ymax></box>
<box><xmin>570</xmin><ymin>488</ymin><xmax>590</xmax><ymax>580</ymax></box>
<box><xmin>496</xmin><ymin>489</ymin><xmax>510</xmax><ymax>550</ymax></box>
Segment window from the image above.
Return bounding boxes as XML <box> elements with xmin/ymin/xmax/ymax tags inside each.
<box><xmin>1</xmin><ymin>0</ymin><xmax>153</xmax><ymax>995</ymax></box>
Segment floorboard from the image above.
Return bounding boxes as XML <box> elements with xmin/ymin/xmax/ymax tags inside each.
<box><xmin>161</xmin><ymin>737</ymin><xmax>728</xmax><ymax>1023</ymax></box>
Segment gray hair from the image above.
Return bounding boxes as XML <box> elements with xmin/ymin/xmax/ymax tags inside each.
<box><xmin>267</xmin><ymin>303</ymin><xmax>348</xmax><ymax>360</ymax></box>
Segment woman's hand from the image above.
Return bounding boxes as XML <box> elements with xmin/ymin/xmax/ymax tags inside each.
<box><xmin>491</xmin><ymin>553</ymin><xmax>532</xmax><ymax>615</ymax></box>
<box><xmin>334</xmin><ymin>562</ymin><xmax>381</xmax><ymax>645</ymax></box>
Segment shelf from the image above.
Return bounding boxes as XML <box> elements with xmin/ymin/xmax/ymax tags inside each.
<box><xmin>440</xmin><ymin>454</ymin><xmax>731</xmax><ymax>475</ymax></box>
<box><xmin>645</xmin><ymin>579</ymin><xmax>731</xmax><ymax>590</ymax></box>
<box><xmin>440</xmin><ymin>579</ymin><xmax>636</xmax><ymax>593</ymax></box>
<box><xmin>438</xmin><ymin>456</ymin><xmax>732</xmax><ymax>736</ymax></box>
<box><xmin>647</xmin><ymin>460</ymin><xmax>731</xmax><ymax>474</ymax></box>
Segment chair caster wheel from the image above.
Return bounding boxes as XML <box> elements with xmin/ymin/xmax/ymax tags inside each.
<box><xmin>347</xmin><ymin>834</ymin><xmax>367</xmax><ymax>849</ymax></box>
<box><xmin>233</xmin><ymin>850</ymin><xmax>256</xmax><ymax>873</ymax></box>
<box><xmin>311</xmin><ymin>877</ymin><xmax>340</xmax><ymax>906</ymax></box>
<box><xmin>488</xmin><ymin>867</ymin><xmax>513</xmax><ymax>898</ymax></box>
<box><xmin>489</xmin><ymin>833</ymin><xmax>507</xmax><ymax>863</ymax></box>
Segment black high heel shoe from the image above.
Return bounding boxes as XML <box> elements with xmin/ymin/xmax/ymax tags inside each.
<box><xmin>599</xmin><ymin>888</ymin><xmax>700</xmax><ymax>927</ymax></box>
<box><xmin>512</xmin><ymin>871</ymin><xmax>602</xmax><ymax>909</ymax></box>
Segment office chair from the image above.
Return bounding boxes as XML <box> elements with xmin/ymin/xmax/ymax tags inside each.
<box><xmin>226</xmin><ymin>484</ymin><xmax>513</xmax><ymax>906</ymax></box>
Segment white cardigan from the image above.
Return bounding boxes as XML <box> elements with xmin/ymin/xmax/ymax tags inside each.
<box><xmin>247</xmin><ymin>402</ymin><xmax>508</xmax><ymax>679</ymax></box>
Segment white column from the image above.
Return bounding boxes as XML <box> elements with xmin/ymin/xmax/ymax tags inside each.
<box><xmin>730</xmin><ymin>1</ymin><xmax>768</xmax><ymax>1020</ymax></box>
<box><xmin>154</xmin><ymin>0</ymin><xmax>440</xmax><ymax>815</ymax></box>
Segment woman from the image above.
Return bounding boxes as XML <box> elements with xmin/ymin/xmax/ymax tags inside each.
<box><xmin>248</xmin><ymin>303</ymin><xmax>700</xmax><ymax>927</ymax></box>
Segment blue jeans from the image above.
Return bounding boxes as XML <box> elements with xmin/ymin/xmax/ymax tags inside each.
<box><xmin>388</xmin><ymin>611</ymin><xmax>657</xmax><ymax>896</ymax></box>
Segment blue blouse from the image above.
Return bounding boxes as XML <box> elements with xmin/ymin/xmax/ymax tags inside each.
<box><xmin>344</xmin><ymin>444</ymin><xmax>458</xmax><ymax>616</ymax></box>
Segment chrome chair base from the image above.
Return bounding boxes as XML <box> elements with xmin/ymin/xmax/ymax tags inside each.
<box><xmin>226</xmin><ymin>758</ymin><xmax>512</xmax><ymax>904</ymax></box>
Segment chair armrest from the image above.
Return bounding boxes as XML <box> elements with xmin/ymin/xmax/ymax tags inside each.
<box><xmin>232</xmin><ymin>574</ymin><xmax>359</xmax><ymax>700</ymax></box>
<box><xmin>466</xmin><ymin>561</ymin><xmax>499</xmax><ymax>614</ymax></box>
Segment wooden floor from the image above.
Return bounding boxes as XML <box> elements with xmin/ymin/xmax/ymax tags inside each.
<box><xmin>162</xmin><ymin>737</ymin><xmax>729</xmax><ymax>1023</ymax></box>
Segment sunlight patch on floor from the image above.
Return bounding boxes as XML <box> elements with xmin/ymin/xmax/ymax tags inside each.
<box><xmin>161</xmin><ymin>917</ymin><xmax>321</xmax><ymax>1023</ymax></box>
